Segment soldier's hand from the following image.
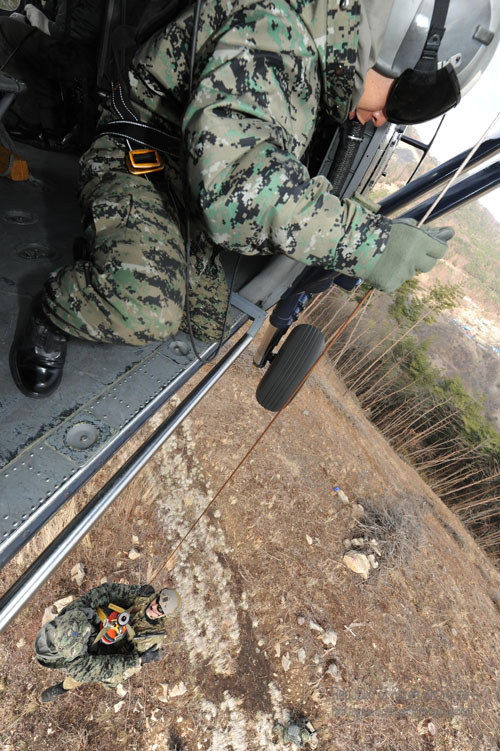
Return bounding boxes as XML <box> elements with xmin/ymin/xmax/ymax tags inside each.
<box><xmin>138</xmin><ymin>584</ymin><xmax>155</xmax><ymax>597</ymax></box>
<box><xmin>364</xmin><ymin>218</ymin><xmax>454</xmax><ymax>293</ymax></box>
<box><xmin>9</xmin><ymin>12</ymin><xmax>27</xmax><ymax>23</ymax></box>
<box><xmin>140</xmin><ymin>646</ymin><xmax>161</xmax><ymax>665</ymax></box>
<box><xmin>25</xmin><ymin>4</ymin><xmax>51</xmax><ymax>35</ymax></box>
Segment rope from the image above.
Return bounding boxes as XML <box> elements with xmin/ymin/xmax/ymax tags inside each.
<box><xmin>150</xmin><ymin>287</ymin><xmax>374</xmax><ymax>582</ymax></box>
<box><xmin>150</xmin><ymin>107</ymin><xmax>500</xmax><ymax>584</ymax></box>
<box><xmin>417</xmin><ymin>110</ymin><xmax>500</xmax><ymax>227</ymax></box>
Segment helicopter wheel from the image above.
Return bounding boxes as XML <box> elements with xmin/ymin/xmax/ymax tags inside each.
<box><xmin>256</xmin><ymin>324</ymin><xmax>325</xmax><ymax>412</ymax></box>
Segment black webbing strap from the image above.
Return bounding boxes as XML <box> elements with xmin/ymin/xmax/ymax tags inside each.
<box><xmin>415</xmin><ymin>0</ymin><xmax>450</xmax><ymax>75</ymax></box>
<box><xmin>96</xmin><ymin>117</ymin><xmax>176</xmax><ymax>154</ymax></box>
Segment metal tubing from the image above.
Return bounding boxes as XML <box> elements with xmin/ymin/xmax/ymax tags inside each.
<box><xmin>0</xmin><ymin>332</ymin><xmax>254</xmax><ymax>633</ymax></box>
<box><xmin>400</xmin><ymin>161</ymin><xmax>500</xmax><ymax>223</ymax></box>
<box><xmin>379</xmin><ymin>131</ymin><xmax>500</xmax><ymax>217</ymax></box>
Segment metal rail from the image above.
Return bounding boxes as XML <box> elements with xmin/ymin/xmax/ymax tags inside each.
<box><xmin>401</xmin><ymin>161</ymin><xmax>500</xmax><ymax>222</ymax></box>
<box><xmin>0</xmin><ymin>296</ymin><xmax>267</xmax><ymax>633</ymax></box>
<box><xmin>379</xmin><ymin>130</ymin><xmax>500</xmax><ymax>217</ymax></box>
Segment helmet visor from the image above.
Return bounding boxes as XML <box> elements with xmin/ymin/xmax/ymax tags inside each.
<box><xmin>385</xmin><ymin>64</ymin><xmax>461</xmax><ymax>125</ymax></box>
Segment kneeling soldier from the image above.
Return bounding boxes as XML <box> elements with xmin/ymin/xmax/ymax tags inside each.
<box><xmin>34</xmin><ymin>582</ymin><xmax>180</xmax><ymax>702</ymax></box>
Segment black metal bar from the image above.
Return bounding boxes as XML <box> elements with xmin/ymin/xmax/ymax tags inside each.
<box><xmin>400</xmin><ymin>135</ymin><xmax>428</xmax><ymax>151</ymax></box>
<box><xmin>398</xmin><ymin>161</ymin><xmax>500</xmax><ymax>223</ymax></box>
<box><xmin>405</xmin><ymin>115</ymin><xmax>446</xmax><ymax>184</ymax></box>
<box><xmin>379</xmin><ymin>130</ymin><xmax>500</xmax><ymax>216</ymax></box>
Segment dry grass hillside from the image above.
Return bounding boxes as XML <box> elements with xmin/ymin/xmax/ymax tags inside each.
<box><xmin>1</xmin><ymin>341</ymin><xmax>500</xmax><ymax>751</ymax></box>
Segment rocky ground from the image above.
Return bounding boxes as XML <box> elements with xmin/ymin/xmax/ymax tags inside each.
<box><xmin>1</xmin><ymin>338</ymin><xmax>500</xmax><ymax>751</ymax></box>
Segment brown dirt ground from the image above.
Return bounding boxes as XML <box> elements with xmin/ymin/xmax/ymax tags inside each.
<box><xmin>1</xmin><ymin>332</ymin><xmax>500</xmax><ymax>751</ymax></box>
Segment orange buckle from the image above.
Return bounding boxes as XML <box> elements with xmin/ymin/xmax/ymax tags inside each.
<box><xmin>126</xmin><ymin>149</ymin><xmax>164</xmax><ymax>175</ymax></box>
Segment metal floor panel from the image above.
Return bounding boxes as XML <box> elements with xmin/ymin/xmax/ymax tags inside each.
<box><xmin>0</xmin><ymin>143</ymin><xmax>248</xmax><ymax>568</ymax></box>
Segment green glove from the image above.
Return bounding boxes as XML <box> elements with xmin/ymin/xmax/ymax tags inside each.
<box><xmin>364</xmin><ymin>218</ymin><xmax>454</xmax><ymax>293</ymax></box>
<box><xmin>140</xmin><ymin>646</ymin><xmax>161</xmax><ymax>665</ymax></box>
<box><xmin>25</xmin><ymin>4</ymin><xmax>51</xmax><ymax>35</ymax></box>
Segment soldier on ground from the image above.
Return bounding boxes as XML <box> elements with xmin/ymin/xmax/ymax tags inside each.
<box><xmin>35</xmin><ymin>582</ymin><xmax>180</xmax><ymax>702</ymax></box>
<box><xmin>10</xmin><ymin>0</ymin><xmax>500</xmax><ymax>397</ymax></box>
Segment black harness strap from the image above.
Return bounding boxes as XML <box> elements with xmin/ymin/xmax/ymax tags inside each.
<box><xmin>415</xmin><ymin>0</ymin><xmax>450</xmax><ymax>75</ymax></box>
<box><xmin>96</xmin><ymin>118</ymin><xmax>177</xmax><ymax>154</ymax></box>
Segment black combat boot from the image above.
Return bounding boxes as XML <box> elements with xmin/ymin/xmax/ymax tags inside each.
<box><xmin>11</xmin><ymin>300</ymin><xmax>68</xmax><ymax>398</ymax></box>
<box><xmin>40</xmin><ymin>682</ymin><xmax>69</xmax><ymax>702</ymax></box>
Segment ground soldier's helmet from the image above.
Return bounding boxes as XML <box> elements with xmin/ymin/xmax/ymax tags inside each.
<box><xmin>158</xmin><ymin>588</ymin><xmax>180</xmax><ymax>616</ymax></box>
<box><xmin>375</xmin><ymin>0</ymin><xmax>500</xmax><ymax>123</ymax></box>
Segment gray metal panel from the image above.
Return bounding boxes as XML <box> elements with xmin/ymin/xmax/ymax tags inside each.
<box><xmin>0</xmin><ymin>343</ymin><xmax>208</xmax><ymax>565</ymax></box>
<box><xmin>0</xmin><ymin>143</ymin><xmax>212</xmax><ymax>566</ymax></box>
<box><xmin>0</xmin><ymin>137</ymin><xmax>259</xmax><ymax>571</ymax></box>
<box><xmin>0</xmin><ymin>445</ymin><xmax>74</xmax><ymax>544</ymax></box>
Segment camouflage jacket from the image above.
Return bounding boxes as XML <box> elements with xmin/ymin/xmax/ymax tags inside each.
<box><xmin>36</xmin><ymin>583</ymin><xmax>167</xmax><ymax>684</ymax></box>
<box><xmin>112</xmin><ymin>0</ymin><xmax>390</xmax><ymax>279</ymax></box>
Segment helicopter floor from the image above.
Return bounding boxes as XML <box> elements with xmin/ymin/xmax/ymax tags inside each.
<box><xmin>0</xmin><ymin>142</ymin><xmax>253</xmax><ymax>570</ymax></box>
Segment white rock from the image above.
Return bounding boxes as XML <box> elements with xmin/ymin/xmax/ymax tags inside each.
<box><xmin>312</xmin><ymin>654</ymin><xmax>321</xmax><ymax>665</ymax></box>
<box><xmin>282</xmin><ymin>652</ymin><xmax>291</xmax><ymax>672</ymax></box>
<box><xmin>170</xmin><ymin>681</ymin><xmax>187</xmax><ymax>698</ymax></box>
<box><xmin>369</xmin><ymin>538</ymin><xmax>382</xmax><ymax>556</ymax></box>
<box><xmin>71</xmin><ymin>562</ymin><xmax>85</xmax><ymax>587</ymax></box>
<box><xmin>343</xmin><ymin>539</ymin><xmax>351</xmax><ymax>549</ymax></box>
<box><xmin>297</xmin><ymin>648</ymin><xmax>306</xmax><ymax>663</ymax></box>
<box><xmin>114</xmin><ymin>701</ymin><xmax>125</xmax><ymax>713</ymax></box>
<box><xmin>367</xmin><ymin>554</ymin><xmax>379</xmax><ymax>569</ymax></box>
<box><xmin>321</xmin><ymin>629</ymin><xmax>338</xmax><ymax>647</ymax></box>
<box><xmin>132</xmin><ymin>535</ymin><xmax>139</xmax><ymax>544</ymax></box>
<box><xmin>274</xmin><ymin>643</ymin><xmax>281</xmax><ymax>657</ymax></box>
<box><xmin>309</xmin><ymin>620</ymin><xmax>324</xmax><ymax>633</ymax></box>
<box><xmin>158</xmin><ymin>684</ymin><xmax>169</xmax><ymax>704</ymax></box>
<box><xmin>417</xmin><ymin>718</ymin><xmax>436</xmax><ymax>736</ymax></box>
<box><xmin>343</xmin><ymin>552</ymin><xmax>371</xmax><ymax>580</ymax></box>
<box><xmin>41</xmin><ymin>606</ymin><xmax>57</xmax><ymax>626</ymax></box>
<box><xmin>327</xmin><ymin>663</ymin><xmax>341</xmax><ymax>681</ymax></box>
<box><xmin>335</xmin><ymin>489</ymin><xmax>349</xmax><ymax>504</ymax></box>
<box><xmin>116</xmin><ymin>684</ymin><xmax>127</xmax><ymax>698</ymax></box>
<box><xmin>306</xmin><ymin>534</ymin><xmax>313</xmax><ymax>545</ymax></box>
<box><xmin>53</xmin><ymin>596</ymin><xmax>75</xmax><ymax>613</ymax></box>
<box><xmin>214</xmin><ymin>509</ymin><xmax>221</xmax><ymax>518</ymax></box>
<box><xmin>16</xmin><ymin>638</ymin><xmax>26</xmax><ymax>649</ymax></box>
<box><xmin>297</xmin><ymin>616</ymin><xmax>305</xmax><ymax>626</ymax></box>
<box><xmin>128</xmin><ymin>548</ymin><xmax>141</xmax><ymax>560</ymax></box>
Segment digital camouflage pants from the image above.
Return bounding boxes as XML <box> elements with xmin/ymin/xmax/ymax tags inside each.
<box><xmin>42</xmin><ymin>137</ymin><xmax>229</xmax><ymax>345</ymax></box>
<box><xmin>61</xmin><ymin>664</ymin><xmax>141</xmax><ymax>691</ymax></box>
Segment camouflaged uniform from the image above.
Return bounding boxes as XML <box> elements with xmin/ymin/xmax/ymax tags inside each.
<box><xmin>41</xmin><ymin>0</ymin><xmax>391</xmax><ymax>345</ymax></box>
<box><xmin>35</xmin><ymin>583</ymin><xmax>168</xmax><ymax>689</ymax></box>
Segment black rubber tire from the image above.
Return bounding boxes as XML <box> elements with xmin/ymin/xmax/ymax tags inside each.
<box><xmin>256</xmin><ymin>324</ymin><xmax>325</xmax><ymax>412</ymax></box>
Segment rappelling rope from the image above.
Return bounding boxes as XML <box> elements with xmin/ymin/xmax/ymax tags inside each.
<box><xmin>417</xmin><ymin>110</ymin><xmax>500</xmax><ymax>227</ymax></box>
<box><xmin>151</xmin><ymin>110</ymin><xmax>500</xmax><ymax>582</ymax></box>
<box><xmin>150</xmin><ymin>287</ymin><xmax>374</xmax><ymax>582</ymax></box>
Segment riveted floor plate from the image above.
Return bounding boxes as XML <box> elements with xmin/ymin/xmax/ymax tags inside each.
<box><xmin>0</xmin><ymin>142</ymin><xmax>255</xmax><ymax>569</ymax></box>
